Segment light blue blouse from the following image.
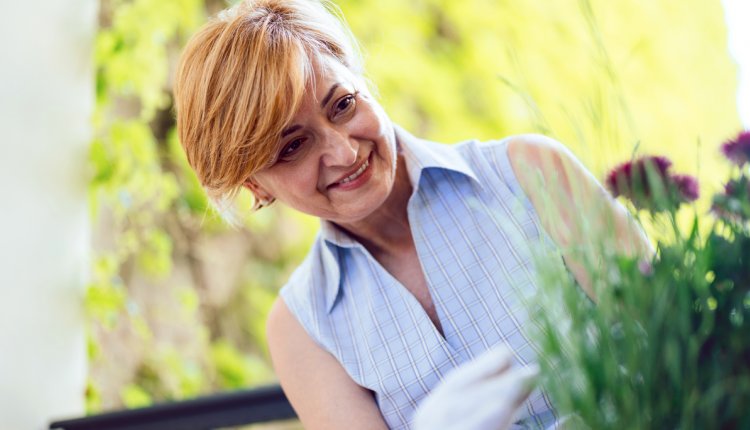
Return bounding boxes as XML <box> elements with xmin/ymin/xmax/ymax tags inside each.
<box><xmin>280</xmin><ymin>127</ymin><xmax>559</xmax><ymax>429</ymax></box>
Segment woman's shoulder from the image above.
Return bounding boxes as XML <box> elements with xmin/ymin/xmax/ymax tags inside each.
<box><xmin>451</xmin><ymin>134</ymin><xmax>573</xmax><ymax>195</ymax></box>
<box><xmin>504</xmin><ymin>134</ymin><xmax>575</xmax><ymax>165</ymax></box>
<box><xmin>465</xmin><ymin>133</ymin><xmax>584</xmax><ymax>191</ymax></box>
<box><xmin>470</xmin><ymin>133</ymin><xmax>570</xmax><ymax>162</ymax></box>
<box><xmin>279</xmin><ymin>236</ymin><xmax>336</xmax><ymax>296</ymax></box>
<box><xmin>278</xmin><ymin>234</ymin><xmax>343</xmax><ymax>323</ymax></box>
<box><xmin>501</xmin><ymin>134</ymin><xmax>593</xmax><ymax>195</ymax></box>
<box><xmin>454</xmin><ymin>133</ymin><xmax>569</xmax><ymax>168</ymax></box>
<box><xmin>274</xmin><ymin>236</ymin><xmax>342</xmax><ymax>354</ymax></box>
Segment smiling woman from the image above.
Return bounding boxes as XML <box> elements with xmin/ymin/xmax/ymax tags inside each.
<box><xmin>172</xmin><ymin>1</ymin><xmax>651</xmax><ymax>429</ymax></box>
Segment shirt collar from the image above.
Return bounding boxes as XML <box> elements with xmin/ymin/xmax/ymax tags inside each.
<box><xmin>319</xmin><ymin>125</ymin><xmax>482</xmax><ymax>312</ymax></box>
<box><xmin>395</xmin><ymin>125</ymin><xmax>482</xmax><ymax>192</ymax></box>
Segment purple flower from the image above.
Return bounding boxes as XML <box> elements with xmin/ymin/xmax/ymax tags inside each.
<box><xmin>605</xmin><ymin>156</ymin><xmax>697</xmax><ymax>211</ymax></box>
<box><xmin>721</xmin><ymin>131</ymin><xmax>750</xmax><ymax>167</ymax></box>
<box><xmin>606</xmin><ymin>156</ymin><xmax>670</xmax><ymax>196</ymax></box>
<box><xmin>723</xmin><ymin>177</ymin><xmax>750</xmax><ymax>198</ymax></box>
<box><xmin>672</xmin><ymin>174</ymin><xmax>700</xmax><ymax>202</ymax></box>
<box><xmin>712</xmin><ymin>176</ymin><xmax>750</xmax><ymax>222</ymax></box>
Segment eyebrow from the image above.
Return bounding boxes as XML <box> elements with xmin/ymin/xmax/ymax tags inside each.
<box><xmin>280</xmin><ymin>124</ymin><xmax>302</xmax><ymax>138</ymax></box>
<box><xmin>280</xmin><ymin>84</ymin><xmax>341</xmax><ymax>138</ymax></box>
<box><xmin>320</xmin><ymin>83</ymin><xmax>339</xmax><ymax>108</ymax></box>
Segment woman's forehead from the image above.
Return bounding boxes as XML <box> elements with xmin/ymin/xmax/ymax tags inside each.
<box><xmin>307</xmin><ymin>56</ymin><xmax>357</xmax><ymax>103</ymax></box>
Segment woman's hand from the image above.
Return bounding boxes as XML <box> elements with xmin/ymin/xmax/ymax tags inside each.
<box><xmin>412</xmin><ymin>344</ymin><xmax>538</xmax><ymax>430</ymax></box>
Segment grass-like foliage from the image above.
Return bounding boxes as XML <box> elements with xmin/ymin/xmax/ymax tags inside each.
<box><xmin>532</xmin><ymin>131</ymin><xmax>750</xmax><ymax>429</ymax></box>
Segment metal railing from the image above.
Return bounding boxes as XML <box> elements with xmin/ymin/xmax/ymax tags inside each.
<box><xmin>49</xmin><ymin>384</ymin><xmax>296</xmax><ymax>430</ymax></box>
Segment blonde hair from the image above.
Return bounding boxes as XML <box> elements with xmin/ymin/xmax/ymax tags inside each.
<box><xmin>173</xmin><ymin>0</ymin><xmax>362</xmax><ymax>209</ymax></box>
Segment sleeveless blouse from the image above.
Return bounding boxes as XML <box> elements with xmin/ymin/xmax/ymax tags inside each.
<box><xmin>280</xmin><ymin>127</ymin><xmax>560</xmax><ymax>429</ymax></box>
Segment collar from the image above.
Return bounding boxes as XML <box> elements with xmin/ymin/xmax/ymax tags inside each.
<box><xmin>395</xmin><ymin>125</ymin><xmax>482</xmax><ymax>192</ymax></box>
<box><xmin>319</xmin><ymin>125</ymin><xmax>482</xmax><ymax>312</ymax></box>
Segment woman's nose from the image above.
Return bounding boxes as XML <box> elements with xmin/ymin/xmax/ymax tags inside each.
<box><xmin>320</xmin><ymin>130</ymin><xmax>358</xmax><ymax>167</ymax></box>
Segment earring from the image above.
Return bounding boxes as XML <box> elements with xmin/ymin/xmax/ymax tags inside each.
<box><xmin>252</xmin><ymin>196</ymin><xmax>276</xmax><ymax>211</ymax></box>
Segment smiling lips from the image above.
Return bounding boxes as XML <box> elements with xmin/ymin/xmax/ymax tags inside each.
<box><xmin>329</xmin><ymin>154</ymin><xmax>372</xmax><ymax>188</ymax></box>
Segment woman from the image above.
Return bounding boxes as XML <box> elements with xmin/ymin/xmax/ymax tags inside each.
<box><xmin>173</xmin><ymin>0</ymin><xmax>651</xmax><ymax>428</ymax></box>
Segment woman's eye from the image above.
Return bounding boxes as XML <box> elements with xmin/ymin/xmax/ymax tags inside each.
<box><xmin>334</xmin><ymin>93</ymin><xmax>356</xmax><ymax>116</ymax></box>
<box><xmin>280</xmin><ymin>138</ymin><xmax>305</xmax><ymax>160</ymax></box>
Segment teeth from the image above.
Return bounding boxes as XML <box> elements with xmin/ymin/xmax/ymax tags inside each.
<box><xmin>339</xmin><ymin>159</ymin><xmax>369</xmax><ymax>184</ymax></box>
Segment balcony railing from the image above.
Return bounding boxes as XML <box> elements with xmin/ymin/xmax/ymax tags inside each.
<box><xmin>49</xmin><ymin>384</ymin><xmax>296</xmax><ymax>430</ymax></box>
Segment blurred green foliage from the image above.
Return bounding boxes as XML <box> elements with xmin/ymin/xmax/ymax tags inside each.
<box><xmin>87</xmin><ymin>0</ymin><xmax>739</xmax><ymax>413</ymax></box>
<box><xmin>345</xmin><ymin>0</ymin><xmax>739</xmax><ymax>185</ymax></box>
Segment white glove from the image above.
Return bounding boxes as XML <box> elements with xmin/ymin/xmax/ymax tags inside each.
<box><xmin>412</xmin><ymin>344</ymin><xmax>539</xmax><ymax>430</ymax></box>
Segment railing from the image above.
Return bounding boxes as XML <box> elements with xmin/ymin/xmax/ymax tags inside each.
<box><xmin>49</xmin><ymin>384</ymin><xmax>296</xmax><ymax>430</ymax></box>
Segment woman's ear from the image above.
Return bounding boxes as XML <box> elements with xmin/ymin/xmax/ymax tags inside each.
<box><xmin>244</xmin><ymin>179</ymin><xmax>275</xmax><ymax>210</ymax></box>
<box><xmin>243</xmin><ymin>178</ymin><xmax>267</xmax><ymax>198</ymax></box>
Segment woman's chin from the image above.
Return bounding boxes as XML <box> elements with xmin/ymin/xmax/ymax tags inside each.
<box><xmin>331</xmin><ymin>193</ymin><xmax>391</xmax><ymax>225</ymax></box>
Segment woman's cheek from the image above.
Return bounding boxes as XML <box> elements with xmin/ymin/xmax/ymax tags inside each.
<box><xmin>300</xmin><ymin>164</ymin><xmax>322</xmax><ymax>193</ymax></box>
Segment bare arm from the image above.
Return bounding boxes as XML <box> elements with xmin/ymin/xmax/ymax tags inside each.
<box><xmin>266</xmin><ymin>298</ymin><xmax>389</xmax><ymax>430</ymax></box>
<box><xmin>507</xmin><ymin>134</ymin><xmax>653</xmax><ymax>299</ymax></box>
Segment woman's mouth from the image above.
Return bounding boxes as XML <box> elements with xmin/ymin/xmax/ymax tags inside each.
<box><xmin>329</xmin><ymin>154</ymin><xmax>373</xmax><ymax>190</ymax></box>
<box><xmin>337</xmin><ymin>158</ymin><xmax>369</xmax><ymax>184</ymax></box>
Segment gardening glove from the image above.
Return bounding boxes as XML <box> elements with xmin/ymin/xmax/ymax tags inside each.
<box><xmin>412</xmin><ymin>343</ymin><xmax>539</xmax><ymax>430</ymax></box>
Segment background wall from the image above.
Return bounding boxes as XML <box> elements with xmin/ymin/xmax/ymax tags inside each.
<box><xmin>0</xmin><ymin>1</ymin><xmax>97</xmax><ymax>429</ymax></box>
<box><xmin>723</xmin><ymin>0</ymin><xmax>750</xmax><ymax>127</ymax></box>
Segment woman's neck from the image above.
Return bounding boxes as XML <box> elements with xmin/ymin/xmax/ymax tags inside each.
<box><xmin>336</xmin><ymin>154</ymin><xmax>415</xmax><ymax>256</ymax></box>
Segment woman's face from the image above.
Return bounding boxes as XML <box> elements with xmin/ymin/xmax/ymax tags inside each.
<box><xmin>248</xmin><ymin>58</ymin><xmax>398</xmax><ymax>224</ymax></box>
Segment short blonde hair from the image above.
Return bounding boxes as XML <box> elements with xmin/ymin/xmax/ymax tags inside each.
<box><xmin>173</xmin><ymin>0</ymin><xmax>362</xmax><ymax>208</ymax></box>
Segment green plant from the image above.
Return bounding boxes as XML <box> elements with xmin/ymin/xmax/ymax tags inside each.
<box><xmin>533</xmin><ymin>131</ymin><xmax>750</xmax><ymax>429</ymax></box>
